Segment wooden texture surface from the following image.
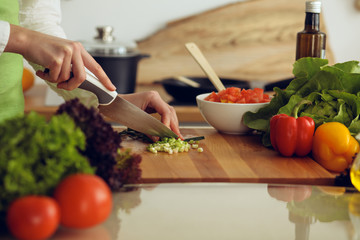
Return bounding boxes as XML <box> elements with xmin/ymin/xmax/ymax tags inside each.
<box><xmin>137</xmin><ymin>0</ymin><xmax>334</xmax><ymax>85</ymax></box>
<box><xmin>120</xmin><ymin>127</ymin><xmax>335</xmax><ymax>186</ymax></box>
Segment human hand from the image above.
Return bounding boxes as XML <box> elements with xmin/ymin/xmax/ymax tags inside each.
<box><xmin>5</xmin><ymin>24</ymin><xmax>115</xmax><ymax>91</ymax></box>
<box><xmin>120</xmin><ymin>91</ymin><xmax>183</xmax><ymax>140</ymax></box>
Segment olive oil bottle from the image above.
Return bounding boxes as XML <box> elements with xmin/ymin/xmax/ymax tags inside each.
<box><xmin>351</xmin><ymin>153</ymin><xmax>360</xmax><ymax>191</ymax></box>
<box><xmin>296</xmin><ymin>1</ymin><xmax>326</xmax><ymax>60</ymax></box>
<box><xmin>351</xmin><ymin>168</ymin><xmax>360</xmax><ymax>191</ymax></box>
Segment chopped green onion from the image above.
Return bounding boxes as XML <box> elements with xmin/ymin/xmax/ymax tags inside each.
<box><xmin>147</xmin><ymin>137</ymin><xmax>203</xmax><ymax>154</ymax></box>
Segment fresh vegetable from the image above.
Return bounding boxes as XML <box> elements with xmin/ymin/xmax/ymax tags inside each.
<box><xmin>114</xmin><ymin>149</ymin><xmax>142</xmax><ymax>186</ymax></box>
<box><xmin>54</xmin><ymin>174</ymin><xmax>112</xmax><ymax>229</ymax></box>
<box><xmin>270</xmin><ymin>114</ymin><xmax>315</xmax><ymax>157</ymax></box>
<box><xmin>243</xmin><ymin>57</ymin><xmax>360</xmax><ymax>147</ymax></box>
<box><xmin>120</xmin><ymin>129</ymin><xmax>206</xmax><ymax>154</ymax></box>
<box><xmin>0</xmin><ymin>111</ymin><xmax>94</xmax><ymax>214</ymax></box>
<box><xmin>147</xmin><ymin>137</ymin><xmax>204</xmax><ymax>154</ymax></box>
<box><xmin>205</xmin><ymin>87</ymin><xmax>271</xmax><ymax>103</ymax></box>
<box><xmin>270</xmin><ymin>101</ymin><xmax>315</xmax><ymax>157</ymax></box>
<box><xmin>312</xmin><ymin>122</ymin><xmax>359</xmax><ymax>173</ymax></box>
<box><xmin>0</xmin><ymin>99</ymin><xmax>144</xmax><ymax>235</ymax></box>
<box><xmin>56</xmin><ymin>99</ymin><xmax>142</xmax><ymax>190</ymax></box>
<box><xmin>22</xmin><ymin>68</ymin><xmax>35</xmax><ymax>92</ymax></box>
<box><xmin>120</xmin><ymin>128</ymin><xmax>205</xmax><ymax>143</ymax></box>
<box><xmin>6</xmin><ymin>196</ymin><xmax>60</xmax><ymax>240</ymax></box>
<box><xmin>147</xmin><ymin>137</ymin><xmax>191</xmax><ymax>154</ymax></box>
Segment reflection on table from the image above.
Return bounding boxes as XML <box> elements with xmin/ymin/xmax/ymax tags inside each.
<box><xmin>49</xmin><ymin>183</ymin><xmax>360</xmax><ymax>240</ymax></box>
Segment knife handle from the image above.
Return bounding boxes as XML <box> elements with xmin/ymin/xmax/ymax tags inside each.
<box><xmin>79</xmin><ymin>72</ymin><xmax>118</xmax><ymax>105</ymax></box>
<box><xmin>44</xmin><ymin>68</ymin><xmax>118</xmax><ymax>105</ymax></box>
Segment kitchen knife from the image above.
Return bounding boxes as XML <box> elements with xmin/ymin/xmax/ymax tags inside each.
<box><xmin>77</xmin><ymin>71</ymin><xmax>179</xmax><ymax>139</ymax></box>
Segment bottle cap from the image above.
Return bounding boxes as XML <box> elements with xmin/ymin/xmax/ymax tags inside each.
<box><xmin>305</xmin><ymin>1</ymin><xmax>321</xmax><ymax>13</ymax></box>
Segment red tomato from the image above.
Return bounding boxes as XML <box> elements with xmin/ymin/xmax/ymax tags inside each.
<box><xmin>6</xmin><ymin>196</ymin><xmax>60</xmax><ymax>240</ymax></box>
<box><xmin>205</xmin><ymin>87</ymin><xmax>271</xmax><ymax>103</ymax></box>
<box><xmin>54</xmin><ymin>174</ymin><xmax>112</xmax><ymax>229</ymax></box>
<box><xmin>204</xmin><ymin>91</ymin><xmax>219</xmax><ymax>102</ymax></box>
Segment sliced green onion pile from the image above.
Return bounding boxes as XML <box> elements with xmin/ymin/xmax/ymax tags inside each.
<box><xmin>147</xmin><ymin>137</ymin><xmax>204</xmax><ymax>154</ymax></box>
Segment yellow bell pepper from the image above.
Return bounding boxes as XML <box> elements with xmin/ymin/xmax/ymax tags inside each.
<box><xmin>312</xmin><ymin>122</ymin><xmax>359</xmax><ymax>173</ymax></box>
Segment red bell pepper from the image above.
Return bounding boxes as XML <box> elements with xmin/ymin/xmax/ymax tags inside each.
<box><xmin>270</xmin><ymin>104</ymin><xmax>315</xmax><ymax>157</ymax></box>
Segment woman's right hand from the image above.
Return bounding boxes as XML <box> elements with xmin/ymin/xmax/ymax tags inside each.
<box><xmin>5</xmin><ymin>24</ymin><xmax>116</xmax><ymax>92</ymax></box>
<box><xmin>120</xmin><ymin>91</ymin><xmax>183</xmax><ymax>140</ymax></box>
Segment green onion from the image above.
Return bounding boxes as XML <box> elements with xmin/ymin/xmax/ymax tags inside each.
<box><xmin>147</xmin><ymin>137</ymin><xmax>203</xmax><ymax>154</ymax></box>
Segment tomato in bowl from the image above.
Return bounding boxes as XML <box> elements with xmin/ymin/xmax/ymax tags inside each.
<box><xmin>205</xmin><ymin>87</ymin><xmax>271</xmax><ymax>104</ymax></box>
<box><xmin>196</xmin><ymin>87</ymin><xmax>271</xmax><ymax>134</ymax></box>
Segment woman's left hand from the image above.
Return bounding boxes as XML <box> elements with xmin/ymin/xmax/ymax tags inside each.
<box><xmin>120</xmin><ymin>91</ymin><xmax>183</xmax><ymax>140</ymax></box>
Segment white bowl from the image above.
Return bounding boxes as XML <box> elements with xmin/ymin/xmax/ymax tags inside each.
<box><xmin>196</xmin><ymin>93</ymin><xmax>270</xmax><ymax>134</ymax></box>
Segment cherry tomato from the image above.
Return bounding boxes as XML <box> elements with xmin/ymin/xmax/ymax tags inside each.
<box><xmin>6</xmin><ymin>196</ymin><xmax>60</xmax><ymax>240</ymax></box>
<box><xmin>54</xmin><ymin>174</ymin><xmax>112</xmax><ymax>229</ymax></box>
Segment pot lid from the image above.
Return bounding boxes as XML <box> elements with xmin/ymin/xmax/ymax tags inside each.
<box><xmin>82</xmin><ymin>26</ymin><xmax>139</xmax><ymax>57</ymax></box>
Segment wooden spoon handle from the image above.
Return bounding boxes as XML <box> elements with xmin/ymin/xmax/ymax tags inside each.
<box><xmin>174</xmin><ymin>76</ymin><xmax>201</xmax><ymax>88</ymax></box>
<box><xmin>185</xmin><ymin>42</ymin><xmax>226</xmax><ymax>92</ymax></box>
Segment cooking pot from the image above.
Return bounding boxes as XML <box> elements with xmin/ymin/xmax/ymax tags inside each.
<box><xmin>158</xmin><ymin>76</ymin><xmax>293</xmax><ymax>104</ymax></box>
<box><xmin>83</xmin><ymin>26</ymin><xmax>149</xmax><ymax>94</ymax></box>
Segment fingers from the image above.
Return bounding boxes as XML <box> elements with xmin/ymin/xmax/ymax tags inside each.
<box><xmin>37</xmin><ymin>43</ymin><xmax>77</xmax><ymax>84</ymax></box>
<box><xmin>9</xmin><ymin>28</ymin><xmax>106</xmax><ymax>91</ymax></box>
<box><xmin>36</xmin><ymin>61</ymin><xmax>62</xmax><ymax>83</ymax></box>
<box><xmin>57</xmin><ymin>49</ymin><xmax>86</xmax><ymax>90</ymax></box>
<box><xmin>146</xmin><ymin>91</ymin><xmax>184</xmax><ymax>139</ymax></box>
<box><xmin>32</xmin><ymin>38</ymin><xmax>113</xmax><ymax>91</ymax></box>
<box><xmin>160</xmin><ymin>108</ymin><xmax>183</xmax><ymax>140</ymax></box>
<box><xmin>58</xmin><ymin>46</ymin><xmax>72</xmax><ymax>82</ymax></box>
<box><xmin>164</xmin><ymin>107</ymin><xmax>184</xmax><ymax>140</ymax></box>
<box><xmin>121</xmin><ymin>91</ymin><xmax>183</xmax><ymax>139</ymax></box>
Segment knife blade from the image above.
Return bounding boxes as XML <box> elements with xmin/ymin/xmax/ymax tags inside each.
<box><xmin>77</xmin><ymin>71</ymin><xmax>179</xmax><ymax>139</ymax></box>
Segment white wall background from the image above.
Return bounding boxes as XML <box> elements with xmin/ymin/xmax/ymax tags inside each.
<box><xmin>59</xmin><ymin>0</ymin><xmax>360</xmax><ymax>64</ymax></box>
<box><xmin>60</xmin><ymin>0</ymin><xmax>239</xmax><ymax>45</ymax></box>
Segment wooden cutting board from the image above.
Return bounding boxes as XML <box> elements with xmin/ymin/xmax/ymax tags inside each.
<box><xmin>137</xmin><ymin>0</ymin><xmax>334</xmax><ymax>85</ymax></box>
<box><xmin>120</xmin><ymin>127</ymin><xmax>335</xmax><ymax>186</ymax></box>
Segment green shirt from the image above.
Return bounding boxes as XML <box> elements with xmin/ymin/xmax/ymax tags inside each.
<box><xmin>0</xmin><ymin>1</ymin><xmax>24</xmax><ymax>123</ymax></box>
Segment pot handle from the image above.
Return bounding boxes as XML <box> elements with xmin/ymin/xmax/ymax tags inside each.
<box><xmin>139</xmin><ymin>53</ymin><xmax>151</xmax><ymax>59</ymax></box>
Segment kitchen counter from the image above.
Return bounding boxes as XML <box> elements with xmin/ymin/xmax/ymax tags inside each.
<box><xmin>7</xmin><ymin>85</ymin><xmax>358</xmax><ymax>240</ymax></box>
<box><xmin>2</xmin><ymin>182</ymin><xmax>358</xmax><ymax>240</ymax></box>
<box><xmin>24</xmin><ymin>84</ymin><xmax>205</xmax><ymax>123</ymax></box>
<box><xmin>103</xmin><ymin>183</ymin><xmax>359</xmax><ymax>240</ymax></box>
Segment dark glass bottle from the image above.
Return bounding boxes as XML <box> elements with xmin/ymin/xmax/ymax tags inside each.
<box><xmin>296</xmin><ymin>1</ymin><xmax>326</xmax><ymax>60</ymax></box>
